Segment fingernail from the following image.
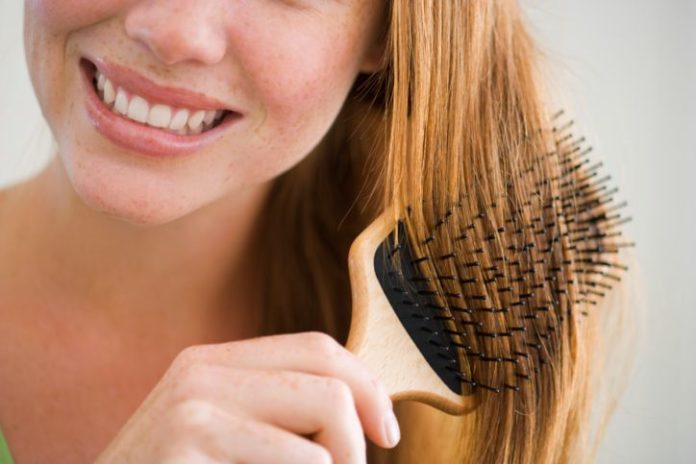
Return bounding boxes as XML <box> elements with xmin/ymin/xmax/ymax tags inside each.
<box><xmin>383</xmin><ymin>409</ymin><xmax>401</xmax><ymax>448</ymax></box>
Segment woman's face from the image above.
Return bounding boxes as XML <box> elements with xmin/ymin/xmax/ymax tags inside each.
<box><xmin>23</xmin><ymin>0</ymin><xmax>386</xmax><ymax>225</ymax></box>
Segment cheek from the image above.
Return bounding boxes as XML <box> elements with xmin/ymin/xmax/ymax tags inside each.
<box><xmin>24</xmin><ymin>0</ymin><xmax>130</xmax><ymax>129</ymax></box>
<box><xmin>26</xmin><ymin>0</ymin><xmax>130</xmax><ymax>32</ymax></box>
<box><xmin>234</xmin><ymin>18</ymin><xmax>364</xmax><ymax>171</ymax></box>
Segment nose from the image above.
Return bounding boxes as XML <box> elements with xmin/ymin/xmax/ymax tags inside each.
<box><xmin>124</xmin><ymin>1</ymin><xmax>228</xmax><ymax>65</ymax></box>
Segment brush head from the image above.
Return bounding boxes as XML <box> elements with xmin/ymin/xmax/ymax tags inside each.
<box><xmin>373</xmin><ymin>110</ymin><xmax>634</xmax><ymax>396</ymax></box>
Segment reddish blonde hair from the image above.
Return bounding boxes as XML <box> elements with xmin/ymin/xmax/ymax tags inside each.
<box><xmin>254</xmin><ymin>1</ymin><xmax>632</xmax><ymax>462</ymax></box>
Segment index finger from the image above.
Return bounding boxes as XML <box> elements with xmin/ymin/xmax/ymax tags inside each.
<box><xmin>178</xmin><ymin>331</ymin><xmax>400</xmax><ymax>449</ymax></box>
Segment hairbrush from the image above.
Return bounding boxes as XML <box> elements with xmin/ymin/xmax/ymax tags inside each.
<box><xmin>344</xmin><ymin>110</ymin><xmax>633</xmax><ymax>415</ymax></box>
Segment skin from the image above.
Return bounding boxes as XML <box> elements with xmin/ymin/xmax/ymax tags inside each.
<box><xmin>0</xmin><ymin>0</ymin><xmax>396</xmax><ymax>462</ymax></box>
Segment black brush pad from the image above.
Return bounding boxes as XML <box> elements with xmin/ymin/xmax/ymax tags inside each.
<box><xmin>373</xmin><ymin>220</ymin><xmax>463</xmax><ymax>395</ymax></box>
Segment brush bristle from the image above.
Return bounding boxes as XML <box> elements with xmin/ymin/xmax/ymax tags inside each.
<box><xmin>374</xmin><ymin>110</ymin><xmax>634</xmax><ymax>395</ymax></box>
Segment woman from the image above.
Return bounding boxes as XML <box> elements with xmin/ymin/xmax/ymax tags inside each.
<box><xmin>0</xmin><ymin>1</ymin><xmax>629</xmax><ymax>463</ymax></box>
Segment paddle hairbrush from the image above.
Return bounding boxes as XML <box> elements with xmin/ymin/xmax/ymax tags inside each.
<box><xmin>344</xmin><ymin>111</ymin><xmax>633</xmax><ymax>415</ymax></box>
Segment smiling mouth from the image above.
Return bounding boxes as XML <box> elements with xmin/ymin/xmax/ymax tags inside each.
<box><xmin>82</xmin><ymin>58</ymin><xmax>233</xmax><ymax>136</ymax></box>
<box><xmin>80</xmin><ymin>57</ymin><xmax>244</xmax><ymax>158</ymax></box>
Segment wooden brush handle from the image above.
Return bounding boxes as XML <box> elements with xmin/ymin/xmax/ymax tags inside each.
<box><xmin>345</xmin><ymin>210</ymin><xmax>476</xmax><ymax>416</ymax></box>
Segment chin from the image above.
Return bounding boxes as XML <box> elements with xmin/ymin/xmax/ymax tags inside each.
<box><xmin>65</xmin><ymin>158</ymin><xmax>203</xmax><ymax>228</ymax></box>
<box><xmin>80</xmin><ymin>186</ymin><xmax>192</xmax><ymax>227</ymax></box>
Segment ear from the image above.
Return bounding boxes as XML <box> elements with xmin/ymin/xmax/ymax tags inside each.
<box><xmin>358</xmin><ymin>8</ymin><xmax>389</xmax><ymax>74</ymax></box>
<box><xmin>359</xmin><ymin>34</ymin><xmax>388</xmax><ymax>74</ymax></box>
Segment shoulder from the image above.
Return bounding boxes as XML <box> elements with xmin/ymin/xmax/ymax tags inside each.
<box><xmin>0</xmin><ymin>182</ymin><xmax>24</xmax><ymax>263</ymax></box>
<box><xmin>0</xmin><ymin>179</ymin><xmax>28</xmax><ymax>215</ymax></box>
<box><xmin>0</xmin><ymin>184</ymin><xmax>14</xmax><ymax>220</ymax></box>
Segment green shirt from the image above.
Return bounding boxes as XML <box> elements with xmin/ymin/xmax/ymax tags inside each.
<box><xmin>0</xmin><ymin>425</ymin><xmax>14</xmax><ymax>464</ymax></box>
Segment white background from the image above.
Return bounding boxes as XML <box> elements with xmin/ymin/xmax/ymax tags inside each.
<box><xmin>1</xmin><ymin>1</ymin><xmax>694</xmax><ymax>462</ymax></box>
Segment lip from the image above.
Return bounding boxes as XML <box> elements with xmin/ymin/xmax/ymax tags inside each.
<box><xmin>80</xmin><ymin>58</ymin><xmax>243</xmax><ymax>158</ymax></box>
<box><xmin>84</xmin><ymin>54</ymin><xmax>238</xmax><ymax>111</ymax></box>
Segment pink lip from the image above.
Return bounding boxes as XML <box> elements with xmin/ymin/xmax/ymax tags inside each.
<box><xmin>85</xmin><ymin>54</ymin><xmax>238</xmax><ymax>111</ymax></box>
<box><xmin>80</xmin><ymin>58</ymin><xmax>243</xmax><ymax>158</ymax></box>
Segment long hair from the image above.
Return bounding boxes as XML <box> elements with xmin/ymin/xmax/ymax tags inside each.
<box><xmin>253</xmin><ymin>1</ymin><xmax>631</xmax><ymax>462</ymax></box>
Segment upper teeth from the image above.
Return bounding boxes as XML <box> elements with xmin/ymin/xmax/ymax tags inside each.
<box><xmin>94</xmin><ymin>69</ymin><xmax>225</xmax><ymax>135</ymax></box>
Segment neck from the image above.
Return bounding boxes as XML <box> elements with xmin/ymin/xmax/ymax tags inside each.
<box><xmin>0</xmin><ymin>155</ymin><xmax>271</xmax><ymax>343</ymax></box>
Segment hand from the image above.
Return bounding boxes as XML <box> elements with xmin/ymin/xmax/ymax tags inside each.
<box><xmin>94</xmin><ymin>331</ymin><xmax>400</xmax><ymax>464</ymax></box>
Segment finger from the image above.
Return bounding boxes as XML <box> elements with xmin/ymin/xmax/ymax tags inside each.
<box><xmin>178</xmin><ymin>332</ymin><xmax>398</xmax><ymax>448</ymax></box>
<box><xmin>162</xmin><ymin>398</ymin><xmax>333</xmax><ymax>464</ymax></box>
<box><xmin>178</xmin><ymin>366</ymin><xmax>368</xmax><ymax>464</ymax></box>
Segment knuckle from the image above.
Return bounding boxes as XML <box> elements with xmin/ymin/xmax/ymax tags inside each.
<box><xmin>168</xmin><ymin>363</ymin><xmax>213</xmax><ymax>403</ymax></box>
<box><xmin>322</xmin><ymin>377</ymin><xmax>354</xmax><ymax>407</ymax></box>
<box><xmin>306</xmin><ymin>331</ymin><xmax>342</xmax><ymax>357</ymax></box>
<box><xmin>172</xmin><ymin>398</ymin><xmax>219</xmax><ymax>430</ymax></box>
<box><xmin>158</xmin><ymin>400</ymin><xmax>224</xmax><ymax>450</ymax></box>
<box><xmin>305</xmin><ymin>444</ymin><xmax>333</xmax><ymax>464</ymax></box>
<box><xmin>174</xmin><ymin>344</ymin><xmax>208</xmax><ymax>367</ymax></box>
